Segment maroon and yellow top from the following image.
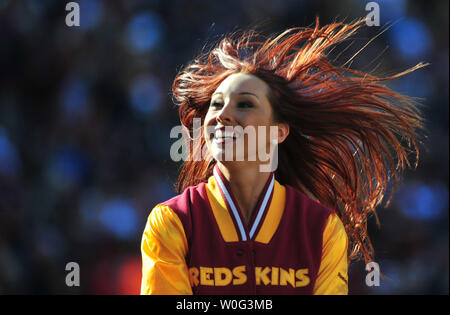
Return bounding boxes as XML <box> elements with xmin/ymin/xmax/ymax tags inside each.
<box><xmin>141</xmin><ymin>165</ymin><xmax>348</xmax><ymax>295</ymax></box>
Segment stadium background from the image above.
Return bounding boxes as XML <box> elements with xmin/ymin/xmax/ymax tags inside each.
<box><xmin>0</xmin><ymin>0</ymin><xmax>448</xmax><ymax>294</ymax></box>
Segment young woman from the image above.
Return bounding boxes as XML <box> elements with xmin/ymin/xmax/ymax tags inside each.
<box><xmin>140</xmin><ymin>18</ymin><xmax>426</xmax><ymax>295</ymax></box>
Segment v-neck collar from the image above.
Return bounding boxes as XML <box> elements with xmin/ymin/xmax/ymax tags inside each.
<box><xmin>212</xmin><ymin>164</ymin><xmax>275</xmax><ymax>242</ymax></box>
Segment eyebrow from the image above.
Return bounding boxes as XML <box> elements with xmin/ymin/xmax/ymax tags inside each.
<box><xmin>212</xmin><ymin>92</ymin><xmax>259</xmax><ymax>100</ymax></box>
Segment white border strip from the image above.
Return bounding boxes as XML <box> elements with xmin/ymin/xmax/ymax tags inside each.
<box><xmin>249</xmin><ymin>175</ymin><xmax>274</xmax><ymax>239</ymax></box>
<box><xmin>213</xmin><ymin>168</ymin><xmax>247</xmax><ymax>241</ymax></box>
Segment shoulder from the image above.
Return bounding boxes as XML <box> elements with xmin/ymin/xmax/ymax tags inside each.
<box><xmin>145</xmin><ymin>204</ymin><xmax>185</xmax><ymax>239</ymax></box>
<box><xmin>148</xmin><ymin>181</ymin><xmax>208</xmax><ymax>241</ymax></box>
<box><xmin>158</xmin><ymin>182</ymin><xmax>206</xmax><ymax>212</ymax></box>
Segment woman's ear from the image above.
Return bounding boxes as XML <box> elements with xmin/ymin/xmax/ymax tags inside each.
<box><xmin>277</xmin><ymin>123</ymin><xmax>290</xmax><ymax>144</ymax></box>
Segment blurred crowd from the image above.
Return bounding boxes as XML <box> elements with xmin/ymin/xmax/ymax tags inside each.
<box><xmin>0</xmin><ymin>0</ymin><xmax>448</xmax><ymax>294</ymax></box>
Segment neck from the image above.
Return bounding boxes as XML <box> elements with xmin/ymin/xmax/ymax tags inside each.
<box><xmin>217</xmin><ymin>162</ymin><xmax>271</xmax><ymax>225</ymax></box>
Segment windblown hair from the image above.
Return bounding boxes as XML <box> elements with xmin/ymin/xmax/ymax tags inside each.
<box><xmin>171</xmin><ymin>18</ymin><xmax>427</xmax><ymax>263</ymax></box>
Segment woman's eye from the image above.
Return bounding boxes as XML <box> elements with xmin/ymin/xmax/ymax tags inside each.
<box><xmin>211</xmin><ymin>102</ymin><xmax>223</xmax><ymax>108</ymax></box>
<box><xmin>238</xmin><ymin>101</ymin><xmax>253</xmax><ymax>108</ymax></box>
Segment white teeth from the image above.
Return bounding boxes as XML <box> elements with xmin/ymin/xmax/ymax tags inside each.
<box><xmin>215</xmin><ymin>130</ymin><xmax>237</xmax><ymax>139</ymax></box>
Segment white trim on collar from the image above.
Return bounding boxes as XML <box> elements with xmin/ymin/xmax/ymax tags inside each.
<box><xmin>213</xmin><ymin>167</ymin><xmax>248</xmax><ymax>241</ymax></box>
<box><xmin>213</xmin><ymin>167</ymin><xmax>275</xmax><ymax>241</ymax></box>
<box><xmin>249</xmin><ymin>176</ymin><xmax>274</xmax><ymax>239</ymax></box>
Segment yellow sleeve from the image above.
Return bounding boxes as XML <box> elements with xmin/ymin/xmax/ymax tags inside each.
<box><xmin>313</xmin><ymin>213</ymin><xmax>349</xmax><ymax>295</ymax></box>
<box><xmin>140</xmin><ymin>205</ymin><xmax>193</xmax><ymax>295</ymax></box>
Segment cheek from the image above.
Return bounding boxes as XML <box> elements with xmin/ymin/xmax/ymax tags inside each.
<box><xmin>256</xmin><ymin>119</ymin><xmax>277</xmax><ymax>152</ymax></box>
<box><xmin>239</xmin><ymin>114</ymin><xmax>264</xmax><ymax>130</ymax></box>
<box><xmin>204</xmin><ymin>110</ymin><xmax>213</xmax><ymax>125</ymax></box>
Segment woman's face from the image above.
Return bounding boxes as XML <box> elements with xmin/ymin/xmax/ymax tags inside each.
<box><xmin>203</xmin><ymin>72</ymin><xmax>287</xmax><ymax>168</ymax></box>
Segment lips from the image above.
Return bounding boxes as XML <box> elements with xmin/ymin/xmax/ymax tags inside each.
<box><xmin>213</xmin><ymin>126</ymin><xmax>240</xmax><ymax>144</ymax></box>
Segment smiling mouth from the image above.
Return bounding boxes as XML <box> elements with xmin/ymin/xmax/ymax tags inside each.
<box><xmin>212</xmin><ymin>129</ymin><xmax>240</xmax><ymax>144</ymax></box>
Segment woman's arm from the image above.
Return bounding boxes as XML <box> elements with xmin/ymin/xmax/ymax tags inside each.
<box><xmin>141</xmin><ymin>205</ymin><xmax>193</xmax><ymax>295</ymax></box>
<box><xmin>313</xmin><ymin>213</ymin><xmax>349</xmax><ymax>295</ymax></box>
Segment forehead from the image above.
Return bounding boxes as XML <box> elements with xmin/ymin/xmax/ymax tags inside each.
<box><xmin>214</xmin><ymin>73</ymin><xmax>270</xmax><ymax>97</ymax></box>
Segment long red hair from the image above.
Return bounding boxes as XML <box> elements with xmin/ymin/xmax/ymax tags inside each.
<box><xmin>171</xmin><ymin>18</ymin><xmax>427</xmax><ymax>263</ymax></box>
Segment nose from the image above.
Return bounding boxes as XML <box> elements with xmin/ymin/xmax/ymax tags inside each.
<box><xmin>216</xmin><ymin>104</ymin><xmax>234</xmax><ymax>124</ymax></box>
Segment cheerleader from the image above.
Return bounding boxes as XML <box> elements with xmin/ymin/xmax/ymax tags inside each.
<box><xmin>140</xmin><ymin>18</ymin><xmax>426</xmax><ymax>295</ymax></box>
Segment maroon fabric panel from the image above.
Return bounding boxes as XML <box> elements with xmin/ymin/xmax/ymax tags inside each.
<box><xmin>159</xmin><ymin>187</ymin><xmax>194</xmax><ymax>244</ymax></box>
<box><xmin>256</xmin><ymin>184</ymin><xmax>333</xmax><ymax>294</ymax></box>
